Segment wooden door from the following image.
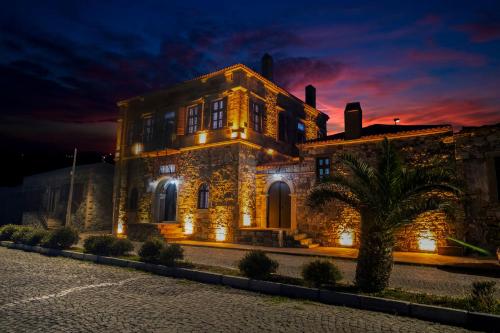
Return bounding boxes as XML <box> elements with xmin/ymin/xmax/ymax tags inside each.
<box><xmin>267</xmin><ymin>181</ymin><xmax>291</xmax><ymax>228</ymax></box>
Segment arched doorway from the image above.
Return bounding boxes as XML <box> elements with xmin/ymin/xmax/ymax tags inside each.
<box><xmin>158</xmin><ymin>182</ymin><xmax>177</xmax><ymax>222</ymax></box>
<box><xmin>267</xmin><ymin>181</ymin><xmax>291</xmax><ymax>228</ymax></box>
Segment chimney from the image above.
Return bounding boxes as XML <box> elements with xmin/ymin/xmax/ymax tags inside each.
<box><xmin>305</xmin><ymin>85</ymin><xmax>316</xmax><ymax>108</ymax></box>
<box><xmin>261</xmin><ymin>53</ymin><xmax>274</xmax><ymax>81</ymax></box>
<box><xmin>344</xmin><ymin>102</ymin><xmax>362</xmax><ymax>140</ymax></box>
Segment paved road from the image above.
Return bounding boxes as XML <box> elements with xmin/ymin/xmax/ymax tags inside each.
<box><xmin>182</xmin><ymin>246</ymin><xmax>500</xmax><ymax>298</ymax></box>
<box><xmin>0</xmin><ymin>247</ymin><xmax>472</xmax><ymax>332</ymax></box>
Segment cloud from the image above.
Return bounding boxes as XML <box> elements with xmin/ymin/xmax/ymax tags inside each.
<box><xmin>406</xmin><ymin>48</ymin><xmax>487</xmax><ymax>66</ymax></box>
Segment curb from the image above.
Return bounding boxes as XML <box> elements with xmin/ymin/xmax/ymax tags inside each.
<box><xmin>1</xmin><ymin>241</ymin><xmax>499</xmax><ymax>331</ymax></box>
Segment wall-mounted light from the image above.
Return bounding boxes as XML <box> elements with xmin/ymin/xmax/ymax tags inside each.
<box><xmin>273</xmin><ymin>173</ymin><xmax>282</xmax><ymax>180</ymax></box>
<box><xmin>198</xmin><ymin>131</ymin><xmax>207</xmax><ymax>144</ymax></box>
<box><xmin>215</xmin><ymin>226</ymin><xmax>227</xmax><ymax>241</ymax></box>
<box><xmin>242</xmin><ymin>213</ymin><xmax>251</xmax><ymax>227</ymax></box>
<box><xmin>117</xmin><ymin>221</ymin><xmax>124</xmax><ymax>235</ymax></box>
<box><xmin>339</xmin><ymin>229</ymin><xmax>354</xmax><ymax>247</ymax></box>
<box><xmin>418</xmin><ymin>230</ymin><xmax>437</xmax><ymax>252</ymax></box>
<box><xmin>131</xmin><ymin>143</ymin><xmax>143</xmax><ymax>155</ymax></box>
<box><xmin>266</xmin><ymin>148</ymin><xmax>274</xmax><ymax>155</ymax></box>
<box><xmin>240</xmin><ymin>130</ymin><xmax>247</xmax><ymax>139</ymax></box>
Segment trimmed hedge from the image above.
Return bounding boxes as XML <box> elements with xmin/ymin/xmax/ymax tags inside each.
<box><xmin>238</xmin><ymin>250</ymin><xmax>278</xmax><ymax>279</ymax></box>
<box><xmin>41</xmin><ymin>227</ymin><xmax>79</xmax><ymax>250</ymax></box>
<box><xmin>0</xmin><ymin>224</ymin><xmax>22</xmax><ymax>241</ymax></box>
<box><xmin>159</xmin><ymin>243</ymin><xmax>184</xmax><ymax>266</ymax></box>
<box><xmin>302</xmin><ymin>259</ymin><xmax>342</xmax><ymax>288</ymax></box>
<box><xmin>11</xmin><ymin>226</ymin><xmax>33</xmax><ymax>243</ymax></box>
<box><xmin>23</xmin><ymin>229</ymin><xmax>50</xmax><ymax>246</ymax></box>
<box><xmin>138</xmin><ymin>237</ymin><xmax>166</xmax><ymax>264</ymax></box>
<box><xmin>84</xmin><ymin>235</ymin><xmax>134</xmax><ymax>256</ymax></box>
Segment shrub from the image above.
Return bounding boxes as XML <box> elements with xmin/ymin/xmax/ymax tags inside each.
<box><xmin>138</xmin><ymin>237</ymin><xmax>166</xmax><ymax>263</ymax></box>
<box><xmin>84</xmin><ymin>235</ymin><xmax>116</xmax><ymax>255</ymax></box>
<box><xmin>11</xmin><ymin>226</ymin><xmax>33</xmax><ymax>243</ymax></box>
<box><xmin>41</xmin><ymin>227</ymin><xmax>79</xmax><ymax>249</ymax></box>
<box><xmin>0</xmin><ymin>224</ymin><xmax>21</xmax><ymax>241</ymax></box>
<box><xmin>159</xmin><ymin>244</ymin><xmax>184</xmax><ymax>266</ymax></box>
<box><xmin>110</xmin><ymin>238</ymin><xmax>134</xmax><ymax>256</ymax></box>
<box><xmin>469</xmin><ymin>281</ymin><xmax>497</xmax><ymax>313</ymax></box>
<box><xmin>302</xmin><ymin>259</ymin><xmax>343</xmax><ymax>288</ymax></box>
<box><xmin>22</xmin><ymin>228</ymin><xmax>49</xmax><ymax>246</ymax></box>
<box><xmin>238</xmin><ymin>250</ymin><xmax>278</xmax><ymax>279</ymax></box>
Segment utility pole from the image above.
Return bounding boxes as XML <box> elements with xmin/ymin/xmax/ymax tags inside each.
<box><xmin>65</xmin><ymin>148</ymin><xmax>77</xmax><ymax>226</ymax></box>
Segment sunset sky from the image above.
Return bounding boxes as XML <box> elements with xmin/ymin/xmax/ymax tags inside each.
<box><xmin>1</xmin><ymin>0</ymin><xmax>499</xmax><ymax>153</ymax></box>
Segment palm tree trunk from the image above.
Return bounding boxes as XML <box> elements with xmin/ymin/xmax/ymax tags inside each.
<box><xmin>355</xmin><ymin>214</ymin><xmax>394</xmax><ymax>292</ymax></box>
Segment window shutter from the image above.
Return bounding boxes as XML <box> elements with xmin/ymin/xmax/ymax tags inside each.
<box><xmin>197</xmin><ymin>105</ymin><xmax>202</xmax><ymax>131</ymax></box>
<box><xmin>177</xmin><ymin>107</ymin><xmax>186</xmax><ymax>136</ymax></box>
<box><xmin>203</xmin><ymin>103</ymin><xmax>211</xmax><ymax>130</ymax></box>
<box><xmin>223</xmin><ymin>97</ymin><xmax>228</xmax><ymax>127</ymax></box>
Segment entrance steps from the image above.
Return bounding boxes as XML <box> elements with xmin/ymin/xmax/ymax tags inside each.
<box><xmin>47</xmin><ymin>218</ymin><xmax>63</xmax><ymax>230</ymax></box>
<box><xmin>292</xmin><ymin>233</ymin><xmax>320</xmax><ymax>249</ymax></box>
<box><xmin>157</xmin><ymin>223</ymin><xmax>187</xmax><ymax>242</ymax></box>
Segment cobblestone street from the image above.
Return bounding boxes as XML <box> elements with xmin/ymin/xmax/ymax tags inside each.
<box><xmin>181</xmin><ymin>246</ymin><xmax>500</xmax><ymax>298</ymax></box>
<box><xmin>0</xmin><ymin>247</ymin><xmax>473</xmax><ymax>332</ymax></box>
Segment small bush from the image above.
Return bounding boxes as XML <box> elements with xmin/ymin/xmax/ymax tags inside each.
<box><xmin>159</xmin><ymin>244</ymin><xmax>184</xmax><ymax>266</ymax></box>
<box><xmin>22</xmin><ymin>228</ymin><xmax>49</xmax><ymax>246</ymax></box>
<box><xmin>0</xmin><ymin>224</ymin><xmax>21</xmax><ymax>241</ymax></box>
<box><xmin>302</xmin><ymin>259</ymin><xmax>343</xmax><ymax>288</ymax></box>
<box><xmin>469</xmin><ymin>281</ymin><xmax>497</xmax><ymax>313</ymax></box>
<box><xmin>41</xmin><ymin>227</ymin><xmax>79</xmax><ymax>249</ymax></box>
<box><xmin>84</xmin><ymin>235</ymin><xmax>116</xmax><ymax>256</ymax></box>
<box><xmin>238</xmin><ymin>250</ymin><xmax>278</xmax><ymax>279</ymax></box>
<box><xmin>138</xmin><ymin>237</ymin><xmax>166</xmax><ymax>263</ymax></box>
<box><xmin>110</xmin><ymin>238</ymin><xmax>134</xmax><ymax>256</ymax></box>
<box><xmin>11</xmin><ymin>226</ymin><xmax>33</xmax><ymax>243</ymax></box>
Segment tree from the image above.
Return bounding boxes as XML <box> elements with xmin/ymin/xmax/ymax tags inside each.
<box><xmin>307</xmin><ymin>138</ymin><xmax>462</xmax><ymax>292</ymax></box>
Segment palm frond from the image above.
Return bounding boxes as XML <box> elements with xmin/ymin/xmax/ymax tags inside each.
<box><xmin>307</xmin><ymin>184</ymin><xmax>360</xmax><ymax>209</ymax></box>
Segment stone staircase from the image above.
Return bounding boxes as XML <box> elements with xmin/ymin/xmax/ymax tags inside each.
<box><xmin>157</xmin><ymin>223</ymin><xmax>187</xmax><ymax>242</ymax></box>
<box><xmin>47</xmin><ymin>218</ymin><xmax>63</xmax><ymax>230</ymax></box>
<box><xmin>292</xmin><ymin>232</ymin><xmax>319</xmax><ymax>249</ymax></box>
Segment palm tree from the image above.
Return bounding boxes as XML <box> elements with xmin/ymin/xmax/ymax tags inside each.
<box><xmin>307</xmin><ymin>138</ymin><xmax>462</xmax><ymax>292</ymax></box>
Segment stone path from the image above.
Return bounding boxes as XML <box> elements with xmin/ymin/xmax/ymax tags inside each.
<box><xmin>0</xmin><ymin>247</ymin><xmax>471</xmax><ymax>332</ymax></box>
<box><xmin>181</xmin><ymin>246</ymin><xmax>500</xmax><ymax>298</ymax></box>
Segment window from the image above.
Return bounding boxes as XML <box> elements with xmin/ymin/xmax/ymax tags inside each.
<box><xmin>495</xmin><ymin>157</ymin><xmax>500</xmax><ymax>202</ymax></box>
<box><xmin>164</xmin><ymin>111</ymin><xmax>176</xmax><ymax>146</ymax></box>
<box><xmin>250</xmin><ymin>101</ymin><xmax>263</xmax><ymax>132</ymax></box>
<box><xmin>128</xmin><ymin>188</ymin><xmax>138</xmax><ymax>210</ymax></box>
<box><xmin>187</xmin><ymin>105</ymin><xmax>200</xmax><ymax>134</ymax></box>
<box><xmin>211</xmin><ymin>99</ymin><xmax>225</xmax><ymax>129</ymax></box>
<box><xmin>127</xmin><ymin>122</ymin><xmax>136</xmax><ymax>146</ymax></box>
<box><xmin>278</xmin><ymin>112</ymin><xmax>287</xmax><ymax>142</ymax></box>
<box><xmin>316</xmin><ymin>157</ymin><xmax>330</xmax><ymax>180</ymax></box>
<box><xmin>297</xmin><ymin>121</ymin><xmax>306</xmax><ymax>143</ymax></box>
<box><xmin>198</xmin><ymin>183</ymin><xmax>209</xmax><ymax>209</ymax></box>
<box><xmin>142</xmin><ymin>117</ymin><xmax>154</xmax><ymax>143</ymax></box>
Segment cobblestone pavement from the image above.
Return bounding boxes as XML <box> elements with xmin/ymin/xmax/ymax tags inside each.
<box><xmin>182</xmin><ymin>246</ymin><xmax>500</xmax><ymax>298</ymax></box>
<box><xmin>0</xmin><ymin>247</ymin><xmax>472</xmax><ymax>333</ymax></box>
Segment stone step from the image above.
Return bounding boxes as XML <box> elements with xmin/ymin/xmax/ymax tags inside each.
<box><xmin>305</xmin><ymin>243</ymin><xmax>320</xmax><ymax>249</ymax></box>
<box><xmin>299</xmin><ymin>238</ymin><xmax>313</xmax><ymax>246</ymax></box>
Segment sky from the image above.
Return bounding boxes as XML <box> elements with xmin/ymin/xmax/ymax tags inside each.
<box><xmin>1</xmin><ymin>0</ymin><xmax>499</xmax><ymax>153</ymax></box>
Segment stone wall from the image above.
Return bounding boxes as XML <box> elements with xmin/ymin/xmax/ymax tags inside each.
<box><xmin>455</xmin><ymin>124</ymin><xmax>500</xmax><ymax>251</ymax></box>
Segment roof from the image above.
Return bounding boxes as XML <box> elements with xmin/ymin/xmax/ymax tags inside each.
<box><xmin>305</xmin><ymin>124</ymin><xmax>452</xmax><ymax>144</ymax></box>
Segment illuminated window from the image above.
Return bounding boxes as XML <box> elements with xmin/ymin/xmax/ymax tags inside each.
<box><xmin>297</xmin><ymin>121</ymin><xmax>306</xmax><ymax>143</ymax></box>
<box><xmin>198</xmin><ymin>183</ymin><xmax>209</xmax><ymax>209</ymax></box>
<box><xmin>316</xmin><ymin>157</ymin><xmax>330</xmax><ymax>180</ymax></box>
<box><xmin>211</xmin><ymin>99</ymin><xmax>225</xmax><ymax>129</ymax></box>
<box><xmin>250</xmin><ymin>101</ymin><xmax>264</xmax><ymax>132</ymax></box>
<box><xmin>187</xmin><ymin>105</ymin><xmax>200</xmax><ymax>134</ymax></box>
<box><xmin>142</xmin><ymin>117</ymin><xmax>154</xmax><ymax>143</ymax></box>
<box><xmin>128</xmin><ymin>188</ymin><xmax>138</xmax><ymax>210</ymax></box>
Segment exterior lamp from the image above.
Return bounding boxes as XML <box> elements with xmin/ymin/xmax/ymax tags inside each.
<box><xmin>215</xmin><ymin>226</ymin><xmax>227</xmax><ymax>241</ymax></box>
<box><xmin>242</xmin><ymin>213</ymin><xmax>251</xmax><ymax>227</ymax></box>
<box><xmin>131</xmin><ymin>143</ymin><xmax>143</xmax><ymax>155</ymax></box>
<box><xmin>198</xmin><ymin>131</ymin><xmax>207</xmax><ymax>144</ymax></box>
<box><xmin>339</xmin><ymin>229</ymin><xmax>354</xmax><ymax>247</ymax></box>
<box><xmin>117</xmin><ymin>221</ymin><xmax>124</xmax><ymax>235</ymax></box>
<box><xmin>266</xmin><ymin>148</ymin><xmax>274</xmax><ymax>155</ymax></box>
<box><xmin>184</xmin><ymin>216</ymin><xmax>194</xmax><ymax>235</ymax></box>
<box><xmin>418</xmin><ymin>230</ymin><xmax>437</xmax><ymax>252</ymax></box>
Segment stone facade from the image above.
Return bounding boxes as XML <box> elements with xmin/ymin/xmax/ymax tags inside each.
<box><xmin>113</xmin><ymin>59</ymin><xmax>499</xmax><ymax>253</ymax></box>
<box><xmin>22</xmin><ymin>163</ymin><xmax>114</xmax><ymax>231</ymax></box>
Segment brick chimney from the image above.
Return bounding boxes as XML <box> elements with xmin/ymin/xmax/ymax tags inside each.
<box><xmin>305</xmin><ymin>85</ymin><xmax>316</xmax><ymax>108</ymax></box>
<box><xmin>344</xmin><ymin>102</ymin><xmax>362</xmax><ymax>140</ymax></box>
<box><xmin>261</xmin><ymin>53</ymin><xmax>274</xmax><ymax>81</ymax></box>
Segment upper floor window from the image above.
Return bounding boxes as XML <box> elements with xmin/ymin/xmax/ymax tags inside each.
<box><xmin>278</xmin><ymin>112</ymin><xmax>287</xmax><ymax>142</ymax></box>
<box><xmin>142</xmin><ymin>117</ymin><xmax>154</xmax><ymax>143</ymax></box>
<box><xmin>297</xmin><ymin>121</ymin><xmax>306</xmax><ymax>143</ymax></box>
<box><xmin>198</xmin><ymin>183</ymin><xmax>209</xmax><ymax>209</ymax></box>
<box><xmin>316</xmin><ymin>157</ymin><xmax>330</xmax><ymax>180</ymax></box>
<box><xmin>211</xmin><ymin>99</ymin><xmax>225</xmax><ymax>129</ymax></box>
<box><xmin>250</xmin><ymin>101</ymin><xmax>264</xmax><ymax>132</ymax></box>
<box><xmin>187</xmin><ymin>105</ymin><xmax>200</xmax><ymax>134</ymax></box>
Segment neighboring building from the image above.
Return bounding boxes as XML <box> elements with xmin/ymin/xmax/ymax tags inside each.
<box><xmin>113</xmin><ymin>55</ymin><xmax>500</xmax><ymax>252</ymax></box>
<box><xmin>22</xmin><ymin>163</ymin><xmax>114</xmax><ymax>231</ymax></box>
<box><xmin>0</xmin><ymin>186</ymin><xmax>23</xmax><ymax>225</ymax></box>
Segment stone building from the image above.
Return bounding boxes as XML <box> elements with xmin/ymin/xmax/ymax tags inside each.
<box><xmin>113</xmin><ymin>55</ymin><xmax>500</xmax><ymax>252</ymax></box>
<box><xmin>22</xmin><ymin>163</ymin><xmax>114</xmax><ymax>231</ymax></box>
